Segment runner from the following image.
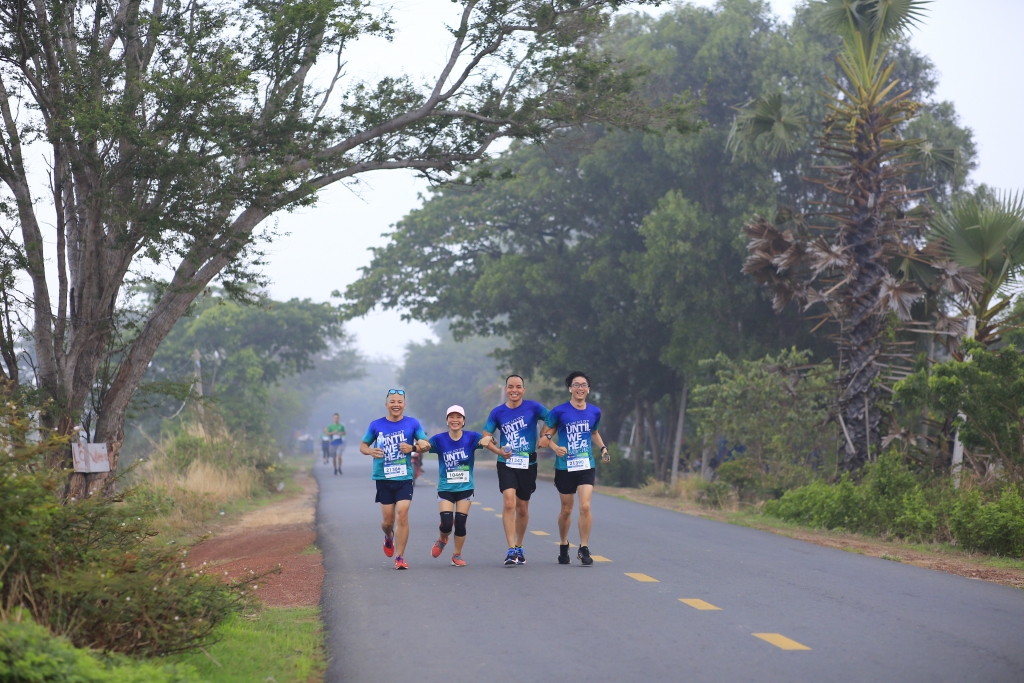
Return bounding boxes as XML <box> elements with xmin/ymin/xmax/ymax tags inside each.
<box><xmin>539</xmin><ymin>371</ymin><xmax>610</xmax><ymax>566</ymax></box>
<box><xmin>359</xmin><ymin>390</ymin><xmax>430</xmax><ymax>570</ymax></box>
<box><xmin>320</xmin><ymin>433</ymin><xmax>330</xmax><ymax>465</ymax></box>
<box><xmin>428</xmin><ymin>405</ymin><xmax>492</xmax><ymax>567</ymax></box>
<box><xmin>325</xmin><ymin>413</ymin><xmax>346</xmax><ymax>475</ymax></box>
<box><xmin>482</xmin><ymin>375</ymin><xmax>549</xmax><ymax>566</ymax></box>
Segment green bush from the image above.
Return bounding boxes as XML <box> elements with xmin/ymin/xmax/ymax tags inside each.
<box><xmin>951</xmin><ymin>486</ymin><xmax>1024</xmax><ymax>557</ymax></box>
<box><xmin>0</xmin><ymin>400</ymin><xmax>244</xmax><ymax>657</ymax></box>
<box><xmin>0</xmin><ymin>616</ymin><xmax>202</xmax><ymax>682</ymax></box>
<box><xmin>595</xmin><ymin>444</ymin><xmax>652</xmax><ymax>488</ymax></box>
<box><xmin>764</xmin><ymin>452</ymin><xmax>938</xmax><ymax>540</ymax></box>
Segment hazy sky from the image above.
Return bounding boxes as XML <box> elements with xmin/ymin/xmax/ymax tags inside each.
<box><xmin>261</xmin><ymin>0</ymin><xmax>1024</xmax><ymax>364</ymax></box>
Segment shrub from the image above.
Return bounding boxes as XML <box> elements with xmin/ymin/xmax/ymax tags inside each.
<box><xmin>951</xmin><ymin>486</ymin><xmax>1024</xmax><ymax>557</ymax></box>
<box><xmin>0</xmin><ymin>615</ymin><xmax>202</xmax><ymax>682</ymax></box>
<box><xmin>0</xmin><ymin>400</ymin><xmax>245</xmax><ymax>657</ymax></box>
<box><xmin>595</xmin><ymin>444</ymin><xmax>652</xmax><ymax>488</ymax></box>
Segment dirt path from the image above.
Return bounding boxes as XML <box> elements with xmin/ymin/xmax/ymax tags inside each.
<box><xmin>188</xmin><ymin>470</ymin><xmax>324</xmax><ymax>606</ymax></box>
<box><xmin>597</xmin><ymin>485</ymin><xmax>1024</xmax><ymax>590</ymax></box>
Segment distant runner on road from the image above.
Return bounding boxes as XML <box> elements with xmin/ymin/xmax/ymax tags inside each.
<box><xmin>321</xmin><ymin>433</ymin><xmax>330</xmax><ymax>465</ymax></box>
<box><xmin>540</xmin><ymin>371</ymin><xmax>610</xmax><ymax>566</ymax></box>
<box><xmin>325</xmin><ymin>413</ymin><xmax>346</xmax><ymax>475</ymax></box>
<box><xmin>360</xmin><ymin>390</ymin><xmax>429</xmax><ymax>570</ymax></box>
<box><xmin>483</xmin><ymin>375</ymin><xmax>550</xmax><ymax>566</ymax></box>
<box><xmin>428</xmin><ymin>405</ymin><xmax>492</xmax><ymax>567</ymax></box>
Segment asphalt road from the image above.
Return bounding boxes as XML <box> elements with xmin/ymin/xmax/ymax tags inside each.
<box><xmin>315</xmin><ymin>454</ymin><xmax>1024</xmax><ymax>682</ymax></box>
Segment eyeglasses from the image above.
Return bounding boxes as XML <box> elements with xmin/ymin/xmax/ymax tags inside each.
<box><xmin>387</xmin><ymin>389</ymin><xmax>405</xmax><ymax>396</ymax></box>
<box><xmin>571</xmin><ymin>383</ymin><xmax>589</xmax><ymax>389</ymax></box>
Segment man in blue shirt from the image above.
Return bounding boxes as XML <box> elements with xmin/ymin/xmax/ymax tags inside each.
<box><xmin>359</xmin><ymin>390</ymin><xmax>430</xmax><ymax>570</ymax></box>
<box><xmin>482</xmin><ymin>375</ymin><xmax>550</xmax><ymax>566</ymax></box>
<box><xmin>539</xmin><ymin>371</ymin><xmax>610</xmax><ymax>566</ymax></box>
<box><xmin>428</xmin><ymin>405</ymin><xmax>492</xmax><ymax>567</ymax></box>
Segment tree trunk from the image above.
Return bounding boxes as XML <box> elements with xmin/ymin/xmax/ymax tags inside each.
<box><xmin>645</xmin><ymin>403</ymin><xmax>663</xmax><ymax>481</ymax></box>
<box><xmin>633</xmin><ymin>401</ymin><xmax>646</xmax><ymax>485</ymax></box>
<box><xmin>670</xmin><ymin>380</ymin><xmax>688</xmax><ymax>486</ymax></box>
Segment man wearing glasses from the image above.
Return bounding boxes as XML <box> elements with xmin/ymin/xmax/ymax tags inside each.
<box><xmin>360</xmin><ymin>389</ymin><xmax>430</xmax><ymax>570</ymax></box>
<box><xmin>539</xmin><ymin>371</ymin><xmax>610</xmax><ymax>566</ymax></box>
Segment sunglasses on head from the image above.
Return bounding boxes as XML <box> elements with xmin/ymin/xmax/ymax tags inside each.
<box><xmin>387</xmin><ymin>389</ymin><xmax>405</xmax><ymax>396</ymax></box>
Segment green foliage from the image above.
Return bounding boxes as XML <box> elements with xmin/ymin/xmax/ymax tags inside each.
<box><xmin>595</xmin><ymin>444</ymin><xmax>652</xmax><ymax>488</ymax></box>
<box><xmin>0</xmin><ymin>400</ymin><xmax>243</xmax><ymax>657</ymax></box>
<box><xmin>950</xmin><ymin>486</ymin><xmax>1024</xmax><ymax>557</ymax></box>
<box><xmin>764</xmin><ymin>452</ymin><xmax>939</xmax><ymax>540</ymax></box>
<box><xmin>894</xmin><ymin>342</ymin><xmax>1024</xmax><ymax>480</ymax></box>
<box><xmin>0</xmin><ymin>616</ymin><xmax>202</xmax><ymax>683</ymax></box>
<box><xmin>692</xmin><ymin>349</ymin><xmax>837</xmax><ymax>499</ymax></box>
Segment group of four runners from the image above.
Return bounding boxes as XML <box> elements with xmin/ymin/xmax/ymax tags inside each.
<box><xmin>358</xmin><ymin>371</ymin><xmax>610</xmax><ymax>569</ymax></box>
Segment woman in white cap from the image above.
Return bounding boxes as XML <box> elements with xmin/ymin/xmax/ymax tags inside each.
<box><xmin>427</xmin><ymin>405</ymin><xmax>493</xmax><ymax>566</ymax></box>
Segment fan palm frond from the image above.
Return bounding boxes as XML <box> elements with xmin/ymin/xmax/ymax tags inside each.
<box><xmin>727</xmin><ymin>93</ymin><xmax>807</xmax><ymax>159</ymax></box>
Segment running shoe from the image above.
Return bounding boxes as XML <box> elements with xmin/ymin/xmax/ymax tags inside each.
<box><xmin>431</xmin><ymin>538</ymin><xmax>447</xmax><ymax>558</ymax></box>
<box><xmin>577</xmin><ymin>545</ymin><xmax>594</xmax><ymax>566</ymax></box>
<box><xmin>383</xmin><ymin>534</ymin><xmax>395</xmax><ymax>558</ymax></box>
<box><xmin>451</xmin><ymin>554</ymin><xmax>466</xmax><ymax>567</ymax></box>
<box><xmin>504</xmin><ymin>548</ymin><xmax>518</xmax><ymax>566</ymax></box>
<box><xmin>515</xmin><ymin>546</ymin><xmax>526</xmax><ymax>565</ymax></box>
<box><xmin>394</xmin><ymin>556</ymin><xmax>408</xmax><ymax>570</ymax></box>
<box><xmin>558</xmin><ymin>543</ymin><xmax>570</xmax><ymax>565</ymax></box>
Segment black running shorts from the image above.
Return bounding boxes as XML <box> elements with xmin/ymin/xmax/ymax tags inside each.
<box><xmin>496</xmin><ymin>458</ymin><xmax>538</xmax><ymax>501</ymax></box>
<box><xmin>375</xmin><ymin>479</ymin><xmax>414</xmax><ymax>505</ymax></box>
<box><xmin>554</xmin><ymin>468</ymin><xmax>596</xmax><ymax>495</ymax></box>
<box><xmin>437</xmin><ymin>489</ymin><xmax>475</xmax><ymax>503</ymax></box>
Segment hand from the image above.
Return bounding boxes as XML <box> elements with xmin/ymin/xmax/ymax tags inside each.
<box><xmin>479</xmin><ymin>435</ymin><xmax>493</xmax><ymax>448</ymax></box>
<box><xmin>370</xmin><ymin>447</ymin><xmax>385</xmax><ymax>458</ymax></box>
<box><xmin>602</xmin><ymin>452</ymin><xmax>611</xmax><ymax>463</ymax></box>
<box><xmin>398</xmin><ymin>442</ymin><xmax>414</xmax><ymax>454</ymax></box>
<box><xmin>552</xmin><ymin>445</ymin><xmax>567</xmax><ymax>457</ymax></box>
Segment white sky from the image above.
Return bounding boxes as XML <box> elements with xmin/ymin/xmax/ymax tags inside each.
<box><xmin>262</xmin><ymin>0</ymin><xmax>1024</xmax><ymax>363</ymax></box>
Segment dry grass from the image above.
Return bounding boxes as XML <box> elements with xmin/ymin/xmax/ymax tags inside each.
<box><xmin>142</xmin><ymin>459</ymin><xmax>260</xmax><ymax>502</ymax></box>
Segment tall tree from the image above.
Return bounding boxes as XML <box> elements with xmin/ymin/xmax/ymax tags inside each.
<box><xmin>0</xmin><ymin>0</ymin><xmax>679</xmax><ymax>496</ymax></box>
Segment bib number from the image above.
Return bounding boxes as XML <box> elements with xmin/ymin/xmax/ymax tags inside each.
<box><xmin>384</xmin><ymin>463</ymin><xmax>408</xmax><ymax>478</ymax></box>
<box><xmin>566</xmin><ymin>456</ymin><xmax>591</xmax><ymax>472</ymax></box>
<box><xmin>446</xmin><ymin>469</ymin><xmax>470</xmax><ymax>483</ymax></box>
<box><xmin>506</xmin><ymin>454</ymin><xmax>530</xmax><ymax>470</ymax></box>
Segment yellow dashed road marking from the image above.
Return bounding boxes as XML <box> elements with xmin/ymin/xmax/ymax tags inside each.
<box><xmin>679</xmin><ymin>599</ymin><xmax>721</xmax><ymax>611</ymax></box>
<box><xmin>591</xmin><ymin>555</ymin><xmax>611</xmax><ymax>562</ymax></box>
<box><xmin>495</xmin><ymin>514</ymin><xmax>502</xmax><ymax>518</ymax></box>
<box><xmin>482</xmin><ymin>507</ymin><xmax>495</xmax><ymax>511</ymax></box>
<box><xmin>625</xmin><ymin>573</ymin><xmax>658</xmax><ymax>582</ymax></box>
<box><xmin>551</xmin><ymin>541</ymin><xmax>578</xmax><ymax>548</ymax></box>
<box><xmin>530</xmin><ymin>530</ymin><xmax>550</xmax><ymax>536</ymax></box>
<box><xmin>471</xmin><ymin>502</ymin><xmax>480</xmax><ymax>506</ymax></box>
<box><xmin>752</xmin><ymin>633</ymin><xmax>811</xmax><ymax>651</ymax></box>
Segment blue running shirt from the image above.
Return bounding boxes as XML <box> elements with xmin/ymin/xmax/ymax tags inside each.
<box><xmin>362</xmin><ymin>416</ymin><xmax>427</xmax><ymax>481</ymax></box>
<box><xmin>483</xmin><ymin>400</ymin><xmax>550</xmax><ymax>464</ymax></box>
<box><xmin>429</xmin><ymin>431</ymin><xmax>484</xmax><ymax>492</ymax></box>
<box><xmin>545</xmin><ymin>402</ymin><xmax>602</xmax><ymax>471</ymax></box>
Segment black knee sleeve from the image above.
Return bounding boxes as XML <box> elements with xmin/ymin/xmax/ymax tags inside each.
<box><xmin>454</xmin><ymin>512</ymin><xmax>468</xmax><ymax>537</ymax></box>
<box><xmin>439</xmin><ymin>511</ymin><xmax>454</xmax><ymax>534</ymax></box>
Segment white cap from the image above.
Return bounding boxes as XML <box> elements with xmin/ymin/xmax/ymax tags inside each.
<box><xmin>445</xmin><ymin>405</ymin><xmax>466</xmax><ymax>418</ymax></box>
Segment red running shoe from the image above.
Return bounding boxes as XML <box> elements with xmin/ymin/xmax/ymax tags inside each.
<box><xmin>451</xmin><ymin>554</ymin><xmax>466</xmax><ymax>567</ymax></box>
<box><xmin>394</xmin><ymin>556</ymin><xmax>408</xmax><ymax>570</ymax></box>
<box><xmin>383</xmin><ymin>534</ymin><xmax>395</xmax><ymax>558</ymax></box>
<box><xmin>431</xmin><ymin>538</ymin><xmax>447</xmax><ymax>558</ymax></box>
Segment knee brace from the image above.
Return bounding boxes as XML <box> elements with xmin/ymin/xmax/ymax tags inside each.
<box><xmin>454</xmin><ymin>512</ymin><xmax>468</xmax><ymax>537</ymax></box>
<box><xmin>439</xmin><ymin>511</ymin><xmax>454</xmax><ymax>534</ymax></box>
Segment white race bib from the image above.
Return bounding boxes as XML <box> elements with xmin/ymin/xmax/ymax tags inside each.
<box><xmin>566</xmin><ymin>455</ymin><xmax>591</xmax><ymax>472</ymax></box>
<box><xmin>446</xmin><ymin>469</ymin><xmax>470</xmax><ymax>483</ymax></box>
<box><xmin>384</xmin><ymin>463</ymin><xmax>408</xmax><ymax>478</ymax></box>
<box><xmin>506</xmin><ymin>453</ymin><xmax>530</xmax><ymax>470</ymax></box>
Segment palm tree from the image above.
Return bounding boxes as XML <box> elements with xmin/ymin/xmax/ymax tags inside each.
<box><xmin>928</xmin><ymin>190</ymin><xmax>1024</xmax><ymax>350</ymax></box>
<box><xmin>736</xmin><ymin>0</ymin><xmax>934</xmax><ymax>471</ymax></box>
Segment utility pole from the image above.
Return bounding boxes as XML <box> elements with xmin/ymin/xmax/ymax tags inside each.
<box><xmin>951</xmin><ymin>314</ymin><xmax>977</xmax><ymax>488</ymax></box>
<box><xmin>192</xmin><ymin>349</ymin><xmax>205</xmax><ymax>419</ymax></box>
<box><xmin>670</xmin><ymin>380</ymin><xmax>688</xmax><ymax>486</ymax></box>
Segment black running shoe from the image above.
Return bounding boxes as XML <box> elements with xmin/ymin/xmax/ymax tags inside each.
<box><xmin>578</xmin><ymin>545</ymin><xmax>594</xmax><ymax>566</ymax></box>
<box><xmin>558</xmin><ymin>543</ymin><xmax>570</xmax><ymax>565</ymax></box>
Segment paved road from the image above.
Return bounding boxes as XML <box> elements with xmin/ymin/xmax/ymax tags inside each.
<box><xmin>315</xmin><ymin>455</ymin><xmax>1024</xmax><ymax>682</ymax></box>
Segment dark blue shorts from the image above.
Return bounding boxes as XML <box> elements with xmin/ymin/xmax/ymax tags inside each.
<box><xmin>375</xmin><ymin>479</ymin><xmax>414</xmax><ymax>505</ymax></box>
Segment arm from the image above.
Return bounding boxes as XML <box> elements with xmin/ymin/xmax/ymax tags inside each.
<box><xmin>413</xmin><ymin>439</ymin><xmax>431</xmax><ymax>453</ymax></box>
<box><xmin>592</xmin><ymin>429</ymin><xmax>610</xmax><ymax>463</ymax></box>
<box><xmin>481</xmin><ymin>432</ymin><xmax>506</xmax><ymax>456</ymax></box>
<box><xmin>539</xmin><ymin>427</ymin><xmax>566</xmax><ymax>457</ymax></box>
<box><xmin>360</xmin><ymin>440</ymin><xmax>384</xmax><ymax>458</ymax></box>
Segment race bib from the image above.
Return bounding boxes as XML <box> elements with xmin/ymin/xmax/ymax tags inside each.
<box><xmin>384</xmin><ymin>463</ymin><xmax>408</xmax><ymax>478</ymax></box>
<box><xmin>506</xmin><ymin>453</ymin><xmax>530</xmax><ymax>469</ymax></box>
<box><xmin>446</xmin><ymin>469</ymin><xmax>470</xmax><ymax>483</ymax></box>
<box><xmin>566</xmin><ymin>455</ymin><xmax>591</xmax><ymax>472</ymax></box>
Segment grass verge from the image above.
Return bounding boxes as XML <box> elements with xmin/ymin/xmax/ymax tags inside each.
<box><xmin>167</xmin><ymin>606</ymin><xmax>326</xmax><ymax>683</ymax></box>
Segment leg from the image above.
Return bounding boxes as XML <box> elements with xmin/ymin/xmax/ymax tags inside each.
<box><xmin>380</xmin><ymin>503</ymin><xmax>396</xmax><ymax>539</ymax></box>
<box><xmin>453</xmin><ymin>499</ymin><xmax>472</xmax><ymax>555</ymax></box>
<box><xmin>514</xmin><ymin>497</ymin><xmax>530</xmax><ymax>546</ymax></box>
<box><xmin>577</xmin><ymin>485</ymin><xmax>594</xmax><ymax>546</ymax></box>
<box><xmin>501</xmin><ymin>488</ymin><xmax>517</xmax><ymax>547</ymax></box>
<box><xmin>558</xmin><ymin>492</ymin><xmax>575</xmax><ymax>544</ymax></box>
<box><xmin>438</xmin><ymin>500</ymin><xmax>455</xmax><ymax>543</ymax></box>
<box><xmin>394</xmin><ymin>499</ymin><xmax>411</xmax><ymax>557</ymax></box>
